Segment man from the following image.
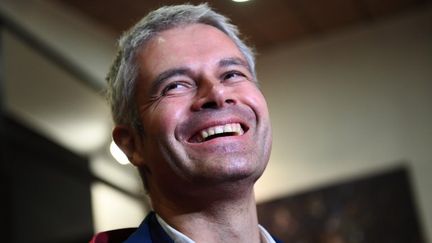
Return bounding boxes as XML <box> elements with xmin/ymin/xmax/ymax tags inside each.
<box><xmin>92</xmin><ymin>3</ymin><xmax>277</xmax><ymax>243</ymax></box>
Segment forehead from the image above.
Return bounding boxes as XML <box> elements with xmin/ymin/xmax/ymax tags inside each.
<box><xmin>137</xmin><ymin>23</ymin><xmax>245</xmax><ymax>76</ymax></box>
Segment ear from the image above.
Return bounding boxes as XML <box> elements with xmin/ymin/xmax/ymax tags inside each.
<box><xmin>112</xmin><ymin>125</ymin><xmax>145</xmax><ymax>167</ymax></box>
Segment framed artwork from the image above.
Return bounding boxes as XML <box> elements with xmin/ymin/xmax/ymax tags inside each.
<box><xmin>258</xmin><ymin>166</ymin><xmax>425</xmax><ymax>243</ymax></box>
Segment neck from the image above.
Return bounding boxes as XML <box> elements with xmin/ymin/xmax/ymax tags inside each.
<box><xmin>151</xmin><ymin>184</ymin><xmax>261</xmax><ymax>243</ymax></box>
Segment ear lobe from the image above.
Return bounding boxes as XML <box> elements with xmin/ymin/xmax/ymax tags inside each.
<box><xmin>112</xmin><ymin>125</ymin><xmax>145</xmax><ymax>166</ymax></box>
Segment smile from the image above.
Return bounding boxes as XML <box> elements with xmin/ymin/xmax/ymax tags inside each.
<box><xmin>192</xmin><ymin>123</ymin><xmax>245</xmax><ymax>143</ymax></box>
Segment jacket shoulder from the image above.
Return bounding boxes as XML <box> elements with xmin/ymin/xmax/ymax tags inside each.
<box><xmin>89</xmin><ymin>228</ymin><xmax>137</xmax><ymax>243</ymax></box>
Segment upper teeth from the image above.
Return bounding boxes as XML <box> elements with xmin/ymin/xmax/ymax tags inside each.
<box><xmin>200</xmin><ymin>123</ymin><xmax>244</xmax><ymax>141</ymax></box>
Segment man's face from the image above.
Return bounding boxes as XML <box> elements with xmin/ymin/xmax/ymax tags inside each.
<box><xmin>130</xmin><ymin>24</ymin><xmax>272</xmax><ymax>192</ymax></box>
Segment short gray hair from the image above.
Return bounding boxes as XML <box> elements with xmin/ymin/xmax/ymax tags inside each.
<box><xmin>106</xmin><ymin>3</ymin><xmax>256</xmax><ymax>128</ymax></box>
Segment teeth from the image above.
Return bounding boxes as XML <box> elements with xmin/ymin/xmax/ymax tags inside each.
<box><xmin>200</xmin><ymin>123</ymin><xmax>244</xmax><ymax>141</ymax></box>
<box><xmin>208</xmin><ymin>129</ymin><xmax>215</xmax><ymax>136</ymax></box>
<box><xmin>215</xmin><ymin>126</ymin><xmax>223</xmax><ymax>134</ymax></box>
<box><xmin>225</xmin><ymin>124</ymin><xmax>233</xmax><ymax>132</ymax></box>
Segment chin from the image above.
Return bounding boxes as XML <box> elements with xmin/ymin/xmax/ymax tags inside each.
<box><xmin>192</xmin><ymin>158</ymin><xmax>266</xmax><ymax>186</ymax></box>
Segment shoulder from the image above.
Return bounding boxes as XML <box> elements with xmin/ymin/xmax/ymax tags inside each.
<box><xmin>89</xmin><ymin>213</ymin><xmax>153</xmax><ymax>243</ymax></box>
<box><xmin>89</xmin><ymin>228</ymin><xmax>137</xmax><ymax>243</ymax></box>
<box><xmin>89</xmin><ymin>212</ymin><xmax>173</xmax><ymax>243</ymax></box>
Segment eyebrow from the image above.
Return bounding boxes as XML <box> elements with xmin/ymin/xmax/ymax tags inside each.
<box><xmin>218</xmin><ymin>57</ymin><xmax>250</xmax><ymax>70</ymax></box>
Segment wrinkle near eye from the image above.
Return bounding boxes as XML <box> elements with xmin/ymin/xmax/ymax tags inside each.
<box><xmin>139</xmin><ymin>94</ymin><xmax>162</xmax><ymax>114</ymax></box>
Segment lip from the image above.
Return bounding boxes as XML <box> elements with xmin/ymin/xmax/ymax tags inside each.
<box><xmin>186</xmin><ymin>119</ymin><xmax>249</xmax><ymax>143</ymax></box>
<box><xmin>175</xmin><ymin>106</ymin><xmax>256</xmax><ymax>145</ymax></box>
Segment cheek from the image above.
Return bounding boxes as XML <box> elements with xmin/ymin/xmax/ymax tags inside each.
<box><xmin>143</xmin><ymin>99</ymin><xmax>188</xmax><ymax>136</ymax></box>
<box><xmin>242</xmin><ymin>86</ymin><xmax>270</xmax><ymax>117</ymax></box>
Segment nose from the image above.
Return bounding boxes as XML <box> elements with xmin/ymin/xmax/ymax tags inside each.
<box><xmin>191</xmin><ymin>82</ymin><xmax>236</xmax><ymax>111</ymax></box>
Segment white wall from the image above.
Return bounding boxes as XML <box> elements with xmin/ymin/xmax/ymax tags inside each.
<box><xmin>255</xmin><ymin>6</ymin><xmax>432</xmax><ymax>242</ymax></box>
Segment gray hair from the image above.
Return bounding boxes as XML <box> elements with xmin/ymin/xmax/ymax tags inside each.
<box><xmin>106</xmin><ymin>3</ymin><xmax>256</xmax><ymax>128</ymax></box>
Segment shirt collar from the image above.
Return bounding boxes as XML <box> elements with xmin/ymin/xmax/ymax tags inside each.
<box><xmin>156</xmin><ymin>214</ymin><xmax>276</xmax><ymax>243</ymax></box>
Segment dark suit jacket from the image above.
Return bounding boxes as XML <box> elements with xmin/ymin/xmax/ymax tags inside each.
<box><xmin>90</xmin><ymin>211</ymin><xmax>282</xmax><ymax>243</ymax></box>
<box><xmin>124</xmin><ymin>212</ymin><xmax>174</xmax><ymax>243</ymax></box>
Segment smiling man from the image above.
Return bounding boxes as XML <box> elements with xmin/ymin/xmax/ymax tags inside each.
<box><xmin>92</xmin><ymin>4</ymin><xmax>278</xmax><ymax>243</ymax></box>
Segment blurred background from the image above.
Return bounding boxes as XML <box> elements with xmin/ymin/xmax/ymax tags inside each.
<box><xmin>0</xmin><ymin>0</ymin><xmax>431</xmax><ymax>242</ymax></box>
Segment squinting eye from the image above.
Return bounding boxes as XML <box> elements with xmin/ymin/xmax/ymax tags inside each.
<box><xmin>162</xmin><ymin>82</ymin><xmax>191</xmax><ymax>96</ymax></box>
<box><xmin>224</xmin><ymin>71</ymin><xmax>246</xmax><ymax>81</ymax></box>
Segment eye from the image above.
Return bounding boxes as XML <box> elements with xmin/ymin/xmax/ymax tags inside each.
<box><xmin>223</xmin><ymin>71</ymin><xmax>247</xmax><ymax>82</ymax></box>
<box><xmin>161</xmin><ymin>81</ymin><xmax>193</xmax><ymax>96</ymax></box>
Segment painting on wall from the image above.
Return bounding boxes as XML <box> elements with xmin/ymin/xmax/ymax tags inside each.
<box><xmin>257</xmin><ymin>166</ymin><xmax>425</xmax><ymax>243</ymax></box>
